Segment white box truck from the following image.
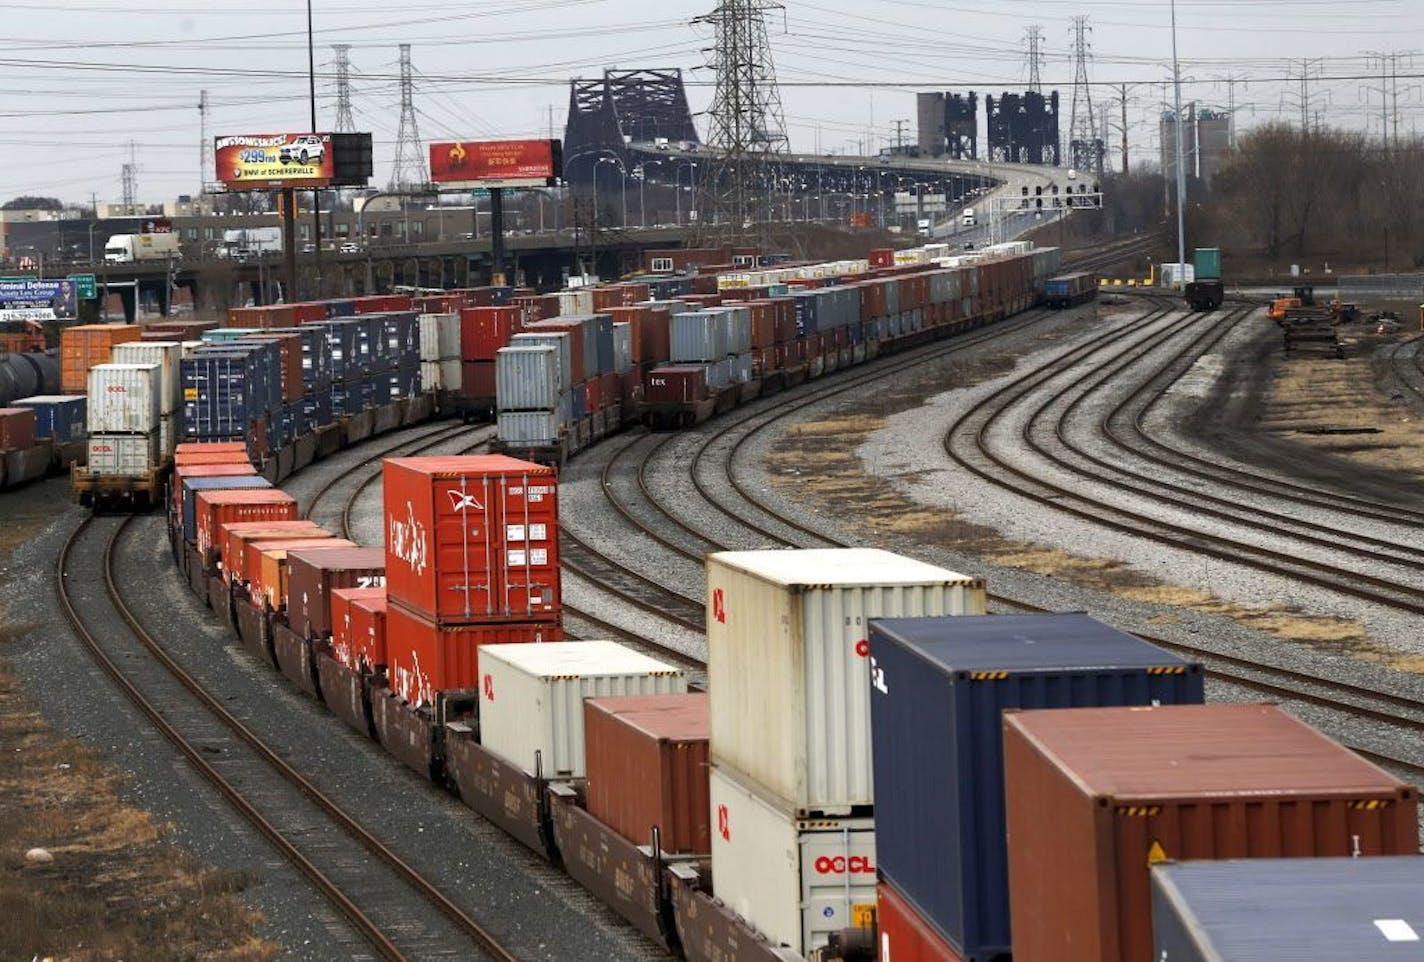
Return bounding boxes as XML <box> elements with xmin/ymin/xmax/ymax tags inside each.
<box><xmin>103</xmin><ymin>233</ymin><xmax>181</xmax><ymax>264</ymax></box>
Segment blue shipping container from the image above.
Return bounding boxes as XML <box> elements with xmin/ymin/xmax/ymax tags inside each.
<box><xmin>316</xmin><ymin>318</ymin><xmax>362</xmax><ymax>381</ymax></box>
<box><xmin>181</xmin><ymin>475</ymin><xmax>272</xmax><ymax>543</ymax></box>
<box><xmin>13</xmin><ymin>395</ymin><xmax>86</xmax><ymax>442</ymax></box>
<box><xmin>300</xmin><ymin>388</ymin><xmax>333</xmax><ymax>432</ymax></box>
<box><xmin>1153</xmin><ymin>857</ymin><xmax>1424</xmax><ymax>962</ymax></box>
<box><xmin>867</xmin><ymin>613</ymin><xmax>1204</xmax><ymax>959</ymax></box>
<box><xmin>792</xmin><ymin>291</ymin><xmax>821</xmax><ymax>336</ymax></box>
<box><xmin>268</xmin><ymin>326</ymin><xmax>333</xmax><ymax>392</ymax></box>
<box><xmin>376</xmin><ymin>311</ymin><xmax>420</xmax><ymax>362</ymax></box>
<box><xmin>593</xmin><ymin>313</ymin><xmax>615</xmax><ymax>376</ymax></box>
<box><xmin>182</xmin><ymin>350</ymin><xmax>274</xmax><ymax>439</ymax></box>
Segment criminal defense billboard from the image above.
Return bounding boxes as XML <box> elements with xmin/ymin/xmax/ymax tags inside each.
<box><xmin>429</xmin><ymin>139</ymin><xmax>562</xmax><ymax>189</ymax></box>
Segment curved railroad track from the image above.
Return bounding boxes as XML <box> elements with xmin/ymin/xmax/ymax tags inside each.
<box><xmin>58</xmin><ymin>514</ymin><xmax>520</xmax><ymax>962</ymax></box>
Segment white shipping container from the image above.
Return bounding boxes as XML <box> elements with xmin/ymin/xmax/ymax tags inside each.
<box><xmin>420</xmin><ymin>358</ymin><xmax>463</xmax><ymax>393</ymax></box>
<box><xmin>707</xmin><ymin>549</ymin><xmax>986</xmax><ymax>813</ymax></box>
<box><xmin>158</xmin><ymin>414</ymin><xmax>176</xmax><ymax>457</ymax></box>
<box><xmin>418</xmin><ymin>312</ymin><xmax>461</xmax><ymax>362</ymax></box>
<box><xmin>710</xmin><ymin>764</ymin><xmax>875</xmax><ymax>956</ymax></box>
<box><xmin>496</xmin><ymin>409</ymin><xmax>565</xmax><ymax>445</ymax></box>
<box><xmin>496</xmin><ymin>345</ymin><xmax>561</xmax><ymax>412</ymax></box>
<box><xmin>558</xmin><ymin>289</ymin><xmax>594</xmax><ymax>316</ymax></box>
<box><xmin>86</xmin><ymin>363</ymin><xmax>161</xmax><ymax>434</ymax></box>
<box><xmin>479</xmin><ymin>641</ymin><xmax>687</xmax><ymax>777</ymax></box>
<box><xmin>86</xmin><ymin>432</ymin><xmax>159</xmax><ymax>477</ymax></box>
<box><xmin>110</xmin><ymin>340</ymin><xmax>182</xmax><ymax>414</ymax></box>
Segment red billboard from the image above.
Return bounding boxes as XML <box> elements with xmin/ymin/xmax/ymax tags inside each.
<box><xmin>429</xmin><ymin>139</ymin><xmax>560</xmax><ymax>189</ymax></box>
<box><xmin>215</xmin><ymin>133</ymin><xmax>337</xmax><ymax>189</ymax></box>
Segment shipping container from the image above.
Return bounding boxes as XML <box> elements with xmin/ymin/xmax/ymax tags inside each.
<box><xmin>11</xmin><ymin>395</ymin><xmax>85</xmax><ymax>443</ymax></box>
<box><xmin>385</xmin><ymin>604</ymin><xmax>561</xmax><ymax>708</ymax></box>
<box><xmin>418</xmin><ymin>312</ymin><xmax>461</xmax><ymax>363</ymax></box>
<box><xmin>86</xmin><ymin>432</ymin><xmax>158</xmax><ymax>478</ymax></box>
<box><xmin>510</xmin><ymin>330</ymin><xmax>574</xmax><ymax>390</ymax></box>
<box><xmin>495</xmin><ymin>345</ymin><xmax>562</xmax><ymax>412</ymax></box>
<box><xmin>867</xmin><ymin>613</ymin><xmax>1205</xmax><ymax>959</ymax></box>
<box><xmin>1152</xmin><ymin>857</ymin><xmax>1424</xmax><ymax>962</ymax></box>
<box><xmin>0</xmin><ymin>407</ymin><xmax>36</xmax><ymax>451</ymax></box>
<box><xmin>194</xmin><ymin>488</ymin><xmax>298</xmax><ymax>557</ymax></box>
<box><xmin>330</xmin><ymin>586</ymin><xmax>387</xmax><ymax>672</ymax></box>
<box><xmin>644</xmin><ymin>365</ymin><xmax>709</xmax><ymax>405</ymax></box>
<box><xmin>709</xmin><ymin>764</ymin><xmax>876</xmax><ymax>957</ymax></box>
<box><xmin>87</xmin><ymin>363</ymin><xmax>161</xmax><ymax>434</ymax></box>
<box><xmin>347</xmin><ymin>590</ymin><xmax>388</xmax><ymax>673</ymax></box>
<box><xmin>285</xmin><ymin>546</ymin><xmax>386</xmax><ymax>640</ymax></box>
<box><xmin>706</xmin><ymin>549</ymin><xmax>986</xmax><ymax>814</ymax></box>
<box><xmin>171</xmin><ymin>461</ymin><xmax>256</xmax><ymax>515</ymax></box>
<box><xmin>222</xmin><ymin>520</ymin><xmax>328</xmax><ymax>581</ymax></box>
<box><xmin>60</xmin><ymin>323</ymin><xmax>141</xmax><ymax>393</ymax></box>
<box><xmin>1004</xmin><ymin>703</ymin><xmax>1420</xmax><ymax>962</ymax></box>
<box><xmin>496</xmin><ymin>410</ymin><xmax>566</xmax><ymax>446</ymax></box>
<box><xmin>173</xmin><ymin>441</ymin><xmax>248</xmax><ymax>464</ymax></box>
<box><xmin>251</xmin><ymin>537</ymin><xmax>354</xmax><ymax>611</ymax></box>
<box><xmin>110</xmin><ymin>340</ymin><xmax>182</xmax><ymax>414</ymax></box>
<box><xmin>181</xmin><ymin>350</ymin><xmax>273</xmax><ymax>440</ymax></box>
<box><xmin>878</xmin><ymin>881</ymin><xmax>963</xmax><ymax>962</ymax></box>
<box><xmin>583</xmin><ymin>694</ymin><xmax>711</xmax><ymax>854</ymax></box>
<box><xmin>179</xmin><ymin>473</ymin><xmax>268</xmax><ymax>541</ymax></box>
<box><xmin>671</xmin><ymin>311</ymin><xmax>728</xmax><ymax>363</ymax></box>
<box><xmin>382</xmin><ymin>455</ymin><xmax>560</xmax><ymax>624</ymax></box>
<box><xmin>264</xmin><ymin>325</ymin><xmax>332</xmax><ymax>392</ymax></box>
<box><xmin>478</xmin><ymin>641</ymin><xmax>686</xmax><ymax>777</ymax></box>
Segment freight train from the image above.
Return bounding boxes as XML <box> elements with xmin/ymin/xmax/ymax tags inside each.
<box><xmin>1043</xmin><ymin>271</ymin><xmax>1100</xmax><ymax>308</ymax></box>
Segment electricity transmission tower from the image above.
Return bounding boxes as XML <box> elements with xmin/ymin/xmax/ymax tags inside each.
<box><xmin>389</xmin><ymin>44</ymin><xmax>428</xmax><ymax>190</ymax></box>
<box><xmin>332</xmin><ymin>44</ymin><xmax>356</xmax><ymax>133</ymax></box>
<box><xmin>694</xmin><ymin>0</ymin><xmax>789</xmax><ymax>238</ymax></box>
<box><xmin>1024</xmin><ymin>25</ymin><xmax>1045</xmax><ymax>93</ymax></box>
<box><xmin>198</xmin><ymin>89</ymin><xmax>216</xmax><ymax>192</ymax></box>
<box><xmin>121</xmin><ymin>141</ymin><xmax>138</xmax><ymax>209</ymax></box>
<box><xmin>1068</xmin><ymin>16</ymin><xmax>1103</xmax><ymax>173</ymax></box>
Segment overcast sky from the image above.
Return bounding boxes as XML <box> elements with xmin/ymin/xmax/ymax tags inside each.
<box><xmin>6</xmin><ymin>0</ymin><xmax>1421</xmax><ymax>205</ymax></box>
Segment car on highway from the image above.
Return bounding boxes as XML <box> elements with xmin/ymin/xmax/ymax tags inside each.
<box><xmin>280</xmin><ymin>135</ymin><xmax>325</xmax><ymax>166</ymax></box>
<box><xmin>339</xmin><ymin>242</ymin><xmax>360</xmax><ymax>254</ymax></box>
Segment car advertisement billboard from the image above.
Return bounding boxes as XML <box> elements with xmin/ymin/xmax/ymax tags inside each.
<box><xmin>0</xmin><ymin>278</ymin><xmax>79</xmax><ymax>319</ymax></box>
<box><xmin>215</xmin><ymin>133</ymin><xmax>336</xmax><ymax>189</ymax></box>
<box><xmin>429</xmin><ymin>139</ymin><xmax>561</xmax><ymax>189</ymax></box>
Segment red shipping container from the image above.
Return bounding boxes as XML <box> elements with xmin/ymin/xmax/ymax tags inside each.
<box><xmin>460</xmin><ymin>306</ymin><xmax>524</xmax><ymax>362</ymax></box>
<box><xmin>644</xmin><ymin>366</ymin><xmax>708</xmax><ymax>405</ymax></box>
<box><xmin>175</xmin><ymin>441</ymin><xmax>249</xmax><ymax>465</ymax></box>
<box><xmin>746</xmin><ymin>300</ymin><xmax>777</xmax><ymax>349</ymax></box>
<box><xmin>681</xmin><ymin>293</ymin><xmax>722</xmax><ymax>308</ymax></box>
<box><xmin>348</xmin><ymin>590</ymin><xmax>389</xmax><ymax>672</ymax></box>
<box><xmin>583</xmin><ymin>694</ymin><xmax>711</xmax><ymax>855</ymax></box>
<box><xmin>773</xmin><ymin>300</ymin><xmax>797</xmax><ymax>344</ymax></box>
<box><xmin>385</xmin><ymin>601</ymin><xmax>561</xmax><ymax>707</ymax></box>
<box><xmin>250</xmin><ymin>537</ymin><xmax>354</xmax><ymax>611</ymax></box>
<box><xmin>195</xmin><ymin>489</ymin><xmax>298</xmax><ymax>558</ymax></box>
<box><xmin>641</xmin><ymin>307</ymin><xmax>672</xmax><ymax>363</ymax></box>
<box><xmin>584</xmin><ymin>376</ymin><xmax>601</xmax><ymax>414</ymax></box>
<box><xmin>0</xmin><ymin>408</ymin><xmax>37</xmax><ymax>451</ymax></box>
<box><xmin>221</xmin><ymin>521</ymin><xmax>327</xmax><ymax>581</ymax></box>
<box><xmin>1004</xmin><ymin>704</ymin><xmax>1419</xmax><ymax>962</ymax></box>
<box><xmin>607</xmin><ymin>306</ymin><xmax>653</xmax><ymax>364</ymax></box>
<box><xmin>171</xmin><ymin>462</ymin><xmax>257</xmax><ymax>514</ymax></box>
<box><xmin>382</xmin><ymin>455</ymin><xmax>560</xmax><ymax>624</ymax></box>
<box><xmin>512</xmin><ymin>294</ymin><xmax>558</xmax><ymax>322</ymax></box>
<box><xmin>598</xmin><ymin>372</ymin><xmax>619</xmax><ymax>409</ymax></box>
<box><xmin>331</xmin><ymin>586</ymin><xmax>386</xmax><ymax>672</ymax></box>
<box><xmin>869</xmin><ymin>247</ymin><xmax>895</xmax><ymax>269</ymax></box>
<box><xmin>460</xmin><ymin>361</ymin><xmax>495</xmax><ymax>400</ymax></box>
<box><xmin>286</xmin><ymin>546</ymin><xmax>385</xmax><ymax>640</ymax></box>
<box><xmin>877</xmin><ymin>881</ymin><xmax>963</xmax><ymax>962</ymax></box>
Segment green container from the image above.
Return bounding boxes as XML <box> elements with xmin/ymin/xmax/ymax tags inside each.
<box><xmin>1192</xmin><ymin>247</ymin><xmax>1222</xmax><ymax>281</ymax></box>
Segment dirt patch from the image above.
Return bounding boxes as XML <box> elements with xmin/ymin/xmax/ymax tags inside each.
<box><xmin>1260</xmin><ymin>331</ymin><xmax>1424</xmax><ymax>479</ymax></box>
<box><xmin>0</xmin><ymin>507</ymin><xmax>278</xmax><ymax>961</ymax></box>
<box><xmin>767</xmin><ymin>362</ymin><xmax>1379</xmax><ymax>657</ymax></box>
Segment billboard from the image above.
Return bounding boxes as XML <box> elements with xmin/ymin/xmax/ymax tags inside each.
<box><xmin>429</xmin><ymin>139</ymin><xmax>561</xmax><ymax>189</ymax></box>
<box><xmin>215</xmin><ymin>133</ymin><xmax>337</xmax><ymax>189</ymax></box>
<box><xmin>0</xmin><ymin>277</ymin><xmax>78</xmax><ymax>319</ymax></box>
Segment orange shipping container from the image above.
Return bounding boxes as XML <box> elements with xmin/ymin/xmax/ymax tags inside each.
<box><xmin>1004</xmin><ymin>704</ymin><xmax>1419</xmax><ymax>962</ymax></box>
<box><xmin>174</xmin><ymin>441</ymin><xmax>249</xmax><ymax>465</ymax></box>
<box><xmin>382</xmin><ymin>455</ymin><xmax>560</xmax><ymax>624</ymax></box>
<box><xmin>60</xmin><ymin>323</ymin><xmax>142</xmax><ymax>393</ymax></box>
<box><xmin>330</xmin><ymin>587</ymin><xmax>386</xmax><ymax>672</ymax></box>
<box><xmin>384</xmin><ymin>601</ymin><xmax>560</xmax><ymax>707</ymax></box>
<box><xmin>220</xmin><ymin>520</ymin><xmax>327</xmax><ymax>582</ymax></box>
<box><xmin>348</xmin><ymin>591</ymin><xmax>389</xmax><ymax>673</ymax></box>
<box><xmin>583</xmin><ymin>694</ymin><xmax>711</xmax><ymax>855</ymax></box>
<box><xmin>193</xmin><ymin>488</ymin><xmax>298</xmax><ymax>559</ymax></box>
<box><xmin>252</xmin><ymin>537</ymin><xmax>354</xmax><ymax>611</ymax></box>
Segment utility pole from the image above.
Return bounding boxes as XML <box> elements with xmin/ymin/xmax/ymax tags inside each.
<box><xmin>1169</xmin><ymin>0</ymin><xmax>1186</xmax><ymax>276</ymax></box>
<box><xmin>1105</xmin><ymin>83</ymin><xmax>1134</xmax><ymax>174</ymax></box>
<box><xmin>1212</xmin><ymin>74</ymin><xmax>1243</xmax><ymax>147</ymax></box>
<box><xmin>693</xmin><ymin>0</ymin><xmax>789</xmax><ymax>240</ymax></box>
<box><xmin>891</xmin><ymin>119</ymin><xmax>909</xmax><ymax>152</ymax></box>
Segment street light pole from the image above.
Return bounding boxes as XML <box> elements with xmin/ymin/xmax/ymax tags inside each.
<box><xmin>1170</xmin><ymin>0</ymin><xmax>1188</xmax><ymax>277</ymax></box>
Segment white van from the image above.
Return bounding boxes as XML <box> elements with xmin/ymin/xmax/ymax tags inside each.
<box><xmin>961</xmin><ymin>207</ymin><xmax>977</xmax><ymax>228</ymax></box>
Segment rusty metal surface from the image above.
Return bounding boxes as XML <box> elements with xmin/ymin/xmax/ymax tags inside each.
<box><xmin>548</xmin><ymin>786</ymin><xmax>676</xmax><ymax>948</ymax></box>
<box><xmin>208</xmin><ymin>572</ymin><xmax>234</xmax><ymax>629</ymax></box>
<box><xmin>668</xmin><ymin>864</ymin><xmax>803</xmax><ymax>962</ymax></box>
<box><xmin>370</xmin><ymin>689</ymin><xmax>435</xmax><ymax>781</ymax></box>
<box><xmin>446</xmin><ymin>730</ymin><xmax>552</xmax><ymax>858</ymax></box>
<box><xmin>316</xmin><ymin>651</ymin><xmax>373</xmax><ymax>738</ymax></box>
<box><xmin>315</xmin><ymin>423</ymin><xmax>343</xmax><ymax>458</ymax></box>
<box><xmin>186</xmin><ymin>544</ymin><xmax>209</xmax><ymax>601</ymax></box>
<box><xmin>293</xmin><ymin>432</ymin><xmax>317</xmax><ymax>471</ymax></box>
<box><xmin>373</xmin><ymin>403</ymin><xmax>401</xmax><ymax>435</ymax></box>
<box><xmin>272</xmin><ymin>622</ymin><xmax>319</xmax><ymax>699</ymax></box>
<box><xmin>233</xmin><ymin>597</ymin><xmax>275</xmax><ymax>668</ymax></box>
<box><xmin>343</xmin><ymin>409</ymin><xmax>374</xmax><ymax>445</ymax></box>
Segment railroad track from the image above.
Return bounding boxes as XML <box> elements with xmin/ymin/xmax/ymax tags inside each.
<box><xmin>56</xmin><ymin>514</ymin><xmax>519</xmax><ymax>962</ymax></box>
<box><xmin>565</xmin><ymin>296</ymin><xmax>1424</xmax><ymax>787</ymax></box>
<box><xmin>1381</xmin><ymin>333</ymin><xmax>1424</xmax><ymax>411</ymax></box>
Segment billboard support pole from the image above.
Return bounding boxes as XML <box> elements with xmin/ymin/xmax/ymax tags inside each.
<box><xmin>280</xmin><ymin>187</ymin><xmax>299</xmax><ymax>303</ymax></box>
<box><xmin>490</xmin><ymin>187</ymin><xmax>506</xmax><ymax>286</ymax></box>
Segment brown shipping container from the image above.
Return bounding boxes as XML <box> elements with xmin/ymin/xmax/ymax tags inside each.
<box><xmin>60</xmin><ymin>323</ymin><xmax>142</xmax><ymax>393</ymax></box>
<box><xmin>644</xmin><ymin>366</ymin><xmax>708</xmax><ymax>405</ymax></box>
<box><xmin>460</xmin><ymin>361</ymin><xmax>495</xmax><ymax>400</ymax></box>
<box><xmin>1003</xmin><ymin>703</ymin><xmax>1419</xmax><ymax>962</ymax></box>
<box><xmin>286</xmin><ymin>546</ymin><xmax>386</xmax><ymax>640</ymax></box>
<box><xmin>254</xmin><ymin>538</ymin><xmax>356</xmax><ymax>612</ymax></box>
<box><xmin>583</xmin><ymin>694</ymin><xmax>711</xmax><ymax>855</ymax></box>
<box><xmin>0</xmin><ymin>408</ymin><xmax>37</xmax><ymax>451</ymax></box>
